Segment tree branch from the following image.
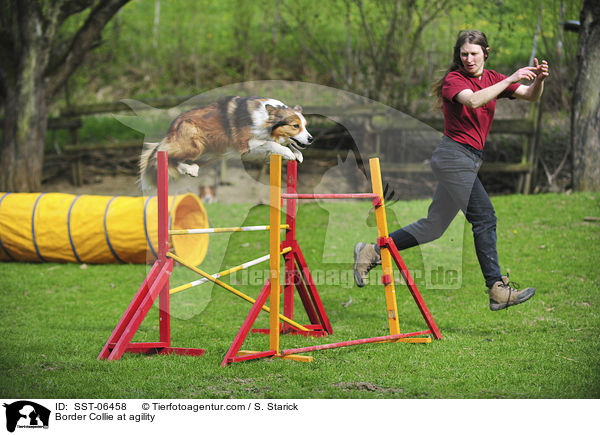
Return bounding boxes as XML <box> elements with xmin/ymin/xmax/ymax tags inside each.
<box><xmin>373</xmin><ymin>0</ymin><xmax>400</xmax><ymax>98</ymax></box>
<box><xmin>278</xmin><ymin>2</ymin><xmax>346</xmax><ymax>87</ymax></box>
<box><xmin>355</xmin><ymin>0</ymin><xmax>378</xmax><ymax>66</ymax></box>
<box><xmin>58</xmin><ymin>0</ymin><xmax>96</xmax><ymax>23</ymax></box>
<box><xmin>45</xmin><ymin>0</ymin><xmax>130</xmax><ymax>98</ymax></box>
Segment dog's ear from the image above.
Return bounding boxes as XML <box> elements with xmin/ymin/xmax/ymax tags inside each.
<box><xmin>293</xmin><ymin>105</ymin><xmax>303</xmax><ymax>113</ymax></box>
<box><xmin>265</xmin><ymin>104</ymin><xmax>278</xmax><ymax>115</ymax></box>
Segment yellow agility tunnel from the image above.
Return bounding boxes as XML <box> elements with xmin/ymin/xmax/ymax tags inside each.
<box><xmin>0</xmin><ymin>192</ymin><xmax>208</xmax><ymax>265</ymax></box>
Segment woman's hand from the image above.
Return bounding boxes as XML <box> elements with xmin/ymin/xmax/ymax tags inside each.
<box><xmin>512</xmin><ymin>58</ymin><xmax>550</xmax><ymax>101</ymax></box>
<box><xmin>533</xmin><ymin>58</ymin><xmax>549</xmax><ymax>81</ymax></box>
<box><xmin>508</xmin><ymin>66</ymin><xmax>538</xmax><ymax>83</ymax></box>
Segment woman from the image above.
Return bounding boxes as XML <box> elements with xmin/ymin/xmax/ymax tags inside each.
<box><xmin>353</xmin><ymin>30</ymin><xmax>549</xmax><ymax>311</ymax></box>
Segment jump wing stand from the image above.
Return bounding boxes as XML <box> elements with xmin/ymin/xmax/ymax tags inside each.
<box><xmin>98</xmin><ymin>151</ymin><xmax>206</xmax><ymax>360</ymax></box>
<box><xmin>222</xmin><ymin>155</ymin><xmax>441</xmax><ymax>366</ymax></box>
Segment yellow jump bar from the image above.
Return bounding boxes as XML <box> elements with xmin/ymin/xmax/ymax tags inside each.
<box><xmin>170</xmin><ymin>247</ymin><xmax>292</xmax><ymax>295</ymax></box>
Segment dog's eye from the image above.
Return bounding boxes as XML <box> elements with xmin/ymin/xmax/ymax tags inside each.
<box><xmin>293</xmin><ymin>124</ymin><xmax>300</xmax><ymax>129</ymax></box>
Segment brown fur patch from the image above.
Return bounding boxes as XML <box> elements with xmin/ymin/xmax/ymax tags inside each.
<box><xmin>163</xmin><ymin>106</ymin><xmax>229</xmax><ymax>159</ymax></box>
<box><xmin>271</xmin><ymin>114</ymin><xmax>303</xmax><ymax>141</ymax></box>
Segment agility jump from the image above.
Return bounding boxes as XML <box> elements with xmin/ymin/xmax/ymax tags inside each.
<box><xmin>99</xmin><ymin>151</ymin><xmax>441</xmax><ymax>363</ymax></box>
<box><xmin>221</xmin><ymin>154</ymin><xmax>442</xmax><ymax>365</ymax></box>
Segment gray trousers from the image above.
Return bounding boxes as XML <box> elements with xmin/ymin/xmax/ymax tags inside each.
<box><xmin>389</xmin><ymin>136</ymin><xmax>503</xmax><ymax>288</ymax></box>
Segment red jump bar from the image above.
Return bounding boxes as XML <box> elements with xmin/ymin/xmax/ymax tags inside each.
<box><xmin>280</xmin><ymin>330</ymin><xmax>432</xmax><ymax>356</ymax></box>
<box><xmin>281</xmin><ymin>193</ymin><xmax>380</xmax><ymax>200</ymax></box>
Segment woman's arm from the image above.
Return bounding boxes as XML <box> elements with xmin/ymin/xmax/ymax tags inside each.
<box><xmin>454</xmin><ymin>64</ymin><xmax>540</xmax><ymax>109</ymax></box>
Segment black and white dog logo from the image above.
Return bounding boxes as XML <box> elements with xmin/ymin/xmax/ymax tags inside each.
<box><xmin>3</xmin><ymin>401</ymin><xmax>50</xmax><ymax>432</ymax></box>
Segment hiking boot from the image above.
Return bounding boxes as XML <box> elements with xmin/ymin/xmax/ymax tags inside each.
<box><xmin>488</xmin><ymin>276</ymin><xmax>535</xmax><ymax>311</ymax></box>
<box><xmin>353</xmin><ymin>242</ymin><xmax>381</xmax><ymax>287</ymax></box>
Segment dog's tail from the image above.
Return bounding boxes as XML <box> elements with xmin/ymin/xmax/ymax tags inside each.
<box><xmin>138</xmin><ymin>141</ymin><xmax>161</xmax><ymax>191</ymax></box>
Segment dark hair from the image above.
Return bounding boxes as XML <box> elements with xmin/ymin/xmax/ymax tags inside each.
<box><xmin>431</xmin><ymin>30</ymin><xmax>490</xmax><ymax>110</ymax></box>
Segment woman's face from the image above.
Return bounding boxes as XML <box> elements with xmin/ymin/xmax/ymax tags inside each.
<box><xmin>460</xmin><ymin>42</ymin><xmax>486</xmax><ymax>77</ymax></box>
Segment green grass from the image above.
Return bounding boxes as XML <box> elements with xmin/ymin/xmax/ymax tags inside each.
<box><xmin>1</xmin><ymin>192</ymin><xmax>599</xmax><ymax>399</ymax></box>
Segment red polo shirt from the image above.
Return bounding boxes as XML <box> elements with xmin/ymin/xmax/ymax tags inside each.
<box><xmin>442</xmin><ymin>69</ymin><xmax>519</xmax><ymax>150</ymax></box>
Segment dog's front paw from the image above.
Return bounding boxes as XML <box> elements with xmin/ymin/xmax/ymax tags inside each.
<box><xmin>280</xmin><ymin>147</ymin><xmax>296</xmax><ymax>161</ymax></box>
<box><xmin>177</xmin><ymin>162</ymin><xmax>200</xmax><ymax>177</ymax></box>
<box><xmin>290</xmin><ymin>147</ymin><xmax>303</xmax><ymax>163</ymax></box>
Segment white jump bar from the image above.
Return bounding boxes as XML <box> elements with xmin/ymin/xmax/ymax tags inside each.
<box><xmin>169</xmin><ymin>224</ymin><xmax>289</xmax><ymax>235</ymax></box>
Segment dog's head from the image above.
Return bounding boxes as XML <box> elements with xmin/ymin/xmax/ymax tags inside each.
<box><xmin>266</xmin><ymin>104</ymin><xmax>313</xmax><ymax>152</ymax></box>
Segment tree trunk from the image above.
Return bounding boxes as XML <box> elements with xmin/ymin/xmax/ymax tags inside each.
<box><xmin>0</xmin><ymin>3</ymin><xmax>51</xmax><ymax>192</ymax></box>
<box><xmin>0</xmin><ymin>0</ymin><xmax>130</xmax><ymax>193</ymax></box>
<box><xmin>572</xmin><ymin>0</ymin><xmax>600</xmax><ymax>191</ymax></box>
<box><xmin>1</xmin><ymin>84</ymin><xmax>49</xmax><ymax>193</ymax></box>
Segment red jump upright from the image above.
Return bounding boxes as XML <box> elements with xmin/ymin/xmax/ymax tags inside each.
<box><xmin>250</xmin><ymin>160</ymin><xmax>333</xmax><ymax>338</ymax></box>
<box><xmin>98</xmin><ymin>151</ymin><xmax>205</xmax><ymax>361</ymax></box>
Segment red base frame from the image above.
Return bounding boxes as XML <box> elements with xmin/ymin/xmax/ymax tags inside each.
<box><xmin>107</xmin><ymin>343</ymin><xmax>205</xmax><ymax>357</ymax></box>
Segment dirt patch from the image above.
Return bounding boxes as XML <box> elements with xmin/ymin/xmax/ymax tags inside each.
<box><xmin>333</xmin><ymin>381</ymin><xmax>404</xmax><ymax>394</ymax></box>
<box><xmin>196</xmin><ymin>376</ymin><xmax>280</xmax><ymax>398</ymax></box>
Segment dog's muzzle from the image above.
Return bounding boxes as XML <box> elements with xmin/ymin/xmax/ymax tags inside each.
<box><xmin>291</xmin><ymin>136</ymin><xmax>313</xmax><ymax>148</ymax></box>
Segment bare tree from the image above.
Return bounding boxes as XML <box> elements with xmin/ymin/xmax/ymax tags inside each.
<box><xmin>0</xmin><ymin>0</ymin><xmax>130</xmax><ymax>192</ymax></box>
<box><xmin>571</xmin><ymin>0</ymin><xmax>600</xmax><ymax>191</ymax></box>
<box><xmin>279</xmin><ymin>0</ymin><xmax>451</xmax><ymax>107</ymax></box>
